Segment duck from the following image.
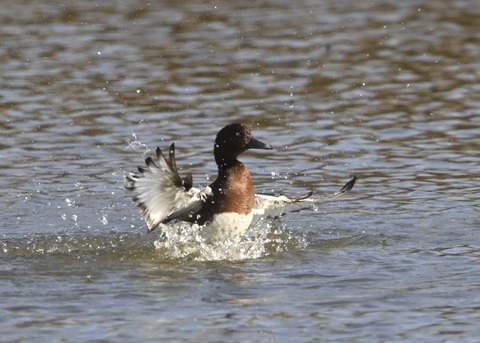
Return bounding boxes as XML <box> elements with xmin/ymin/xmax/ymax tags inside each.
<box><xmin>125</xmin><ymin>123</ymin><xmax>356</xmax><ymax>241</ymax></box>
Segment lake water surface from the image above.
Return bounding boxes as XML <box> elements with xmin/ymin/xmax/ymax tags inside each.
<box><xmin>1</xmin><ymin>0</ymin><xmax>480</xmax><ymax>342</ymax></box>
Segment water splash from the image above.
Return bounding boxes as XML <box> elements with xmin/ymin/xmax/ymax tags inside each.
<box><xmin>1</xmin><ymin>232</ymin><xmax>154</xmax><ymax>260</ymax></box>
<box><xmin>124</xmin><ymin>132</ymin><xmax>150</xmax><ymax>155</ymax></box>
<box><xmin>153</xmin><ymin>220</ymin><xmax>308</xmax><ymax>261</ymax></box>
<box><xmin>1</xmin><ymin>223</ymin><xmax>308</xmax><ymax>262</ymax></box>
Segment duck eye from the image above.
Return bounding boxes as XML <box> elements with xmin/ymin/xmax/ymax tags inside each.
<box><xmin>235</xmin><ymin>131</ymin><xmax>241</xmax><ymax>137</ymax></box>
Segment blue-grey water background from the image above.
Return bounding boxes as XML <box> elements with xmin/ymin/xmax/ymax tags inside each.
<box><xmin>1</xmin><ymin>0</ymin><xmax>480</xmax><ymax>342</ymax></box>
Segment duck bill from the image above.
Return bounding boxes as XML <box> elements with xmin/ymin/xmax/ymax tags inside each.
<box><xmin>246</xmin><ymin>136</ymin><xmax>273</xmax><ymax>150</ymax></box>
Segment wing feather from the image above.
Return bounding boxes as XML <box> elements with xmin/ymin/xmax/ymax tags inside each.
<box><xmin>125</xmin><ymin>144</ymin><xmax>211</xmax><ymax>232</ymax></box>
<box><xmin>253</xmin><ymin>176</ymin><xmax>357</xmax><ymax>222</ymax></box>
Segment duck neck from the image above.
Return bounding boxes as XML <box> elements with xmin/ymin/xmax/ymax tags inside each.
<box><xmin>215</xmin><ymin>156</ymin><xmax>239</xmax><ymax>172</ymax></box>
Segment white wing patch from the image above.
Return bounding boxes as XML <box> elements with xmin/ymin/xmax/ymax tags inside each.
<box><xmin>125</xmin><ymin>144</ymin><xmax>212</xmax><ymax>232</ymax></box>
<box><xmin>253</xmin><ymin>176</ymin><xmax>357</xmax><ymax>223</ymax></box>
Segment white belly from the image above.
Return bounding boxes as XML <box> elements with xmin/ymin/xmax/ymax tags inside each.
<box><xmin>200</xmin><ymin>212</ymin><xmax>253</xmax><ymax>242</ymax></box>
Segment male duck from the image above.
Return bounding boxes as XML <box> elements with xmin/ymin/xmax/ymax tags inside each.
<box><xmin>126</xmin><ymin>123</ymin><xmax>356</xmax><ymax>241</ymax></box>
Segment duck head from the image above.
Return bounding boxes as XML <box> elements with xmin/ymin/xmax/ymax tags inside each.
<box><xmin>214</xmin><ymin>123</ymin><xmax>272</xmax><ymax>167</ymax></box>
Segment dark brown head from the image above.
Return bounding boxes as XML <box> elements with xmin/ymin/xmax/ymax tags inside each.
<box><xmin>214</xmin><ymin>123</ymin><xmax>272</xmax><ymax>168</ymax></box>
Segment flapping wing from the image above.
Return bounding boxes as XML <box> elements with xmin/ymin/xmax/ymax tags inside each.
<box><xmin>253</xmin><ymin>176</ymin><xmax>357</xmax><ymax>222</ymax></box>
<box><xmin>125</xmin><ymin>143</ymin><xmax>212</xmax><ymax>232</ymax></box>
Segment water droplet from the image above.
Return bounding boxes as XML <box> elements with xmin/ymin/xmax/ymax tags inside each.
<box><xmin>100</xmin><ymin>216</ymin><xmax>108</xmax><ymax>225</ymax></box>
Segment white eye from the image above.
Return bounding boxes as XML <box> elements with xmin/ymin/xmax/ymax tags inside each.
<box><xmin>235</xmin><ymin>131</ymin><xmax>241</xmax><ymax>137</ymax></box>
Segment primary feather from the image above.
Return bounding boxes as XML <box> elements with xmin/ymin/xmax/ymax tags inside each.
<box><xmin>125</xmin><ymin>144</ymin><xmax>211</xmax><ymax>231</ymax></box>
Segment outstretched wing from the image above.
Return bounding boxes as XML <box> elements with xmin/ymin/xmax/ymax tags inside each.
<box><xmin>253</xmin><ymin>176</ymin><xmax>357</xmax><ymax>222</ymax></box>
<box><xmin>125</xmin><ymin>143</ymin><xmax>211</xmax><ymax>232</ymax></box>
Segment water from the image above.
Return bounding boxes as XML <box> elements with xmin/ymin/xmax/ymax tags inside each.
<box><xmin>1</xmin><ymin>0</ymin><xmax>480</xmax><ymax>341</ymax></box>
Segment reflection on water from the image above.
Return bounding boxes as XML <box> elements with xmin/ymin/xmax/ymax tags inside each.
<box><xmin>1</xmin><ymin>0</ymin><xmax>480</xmax><ymax>341</ymax></box>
